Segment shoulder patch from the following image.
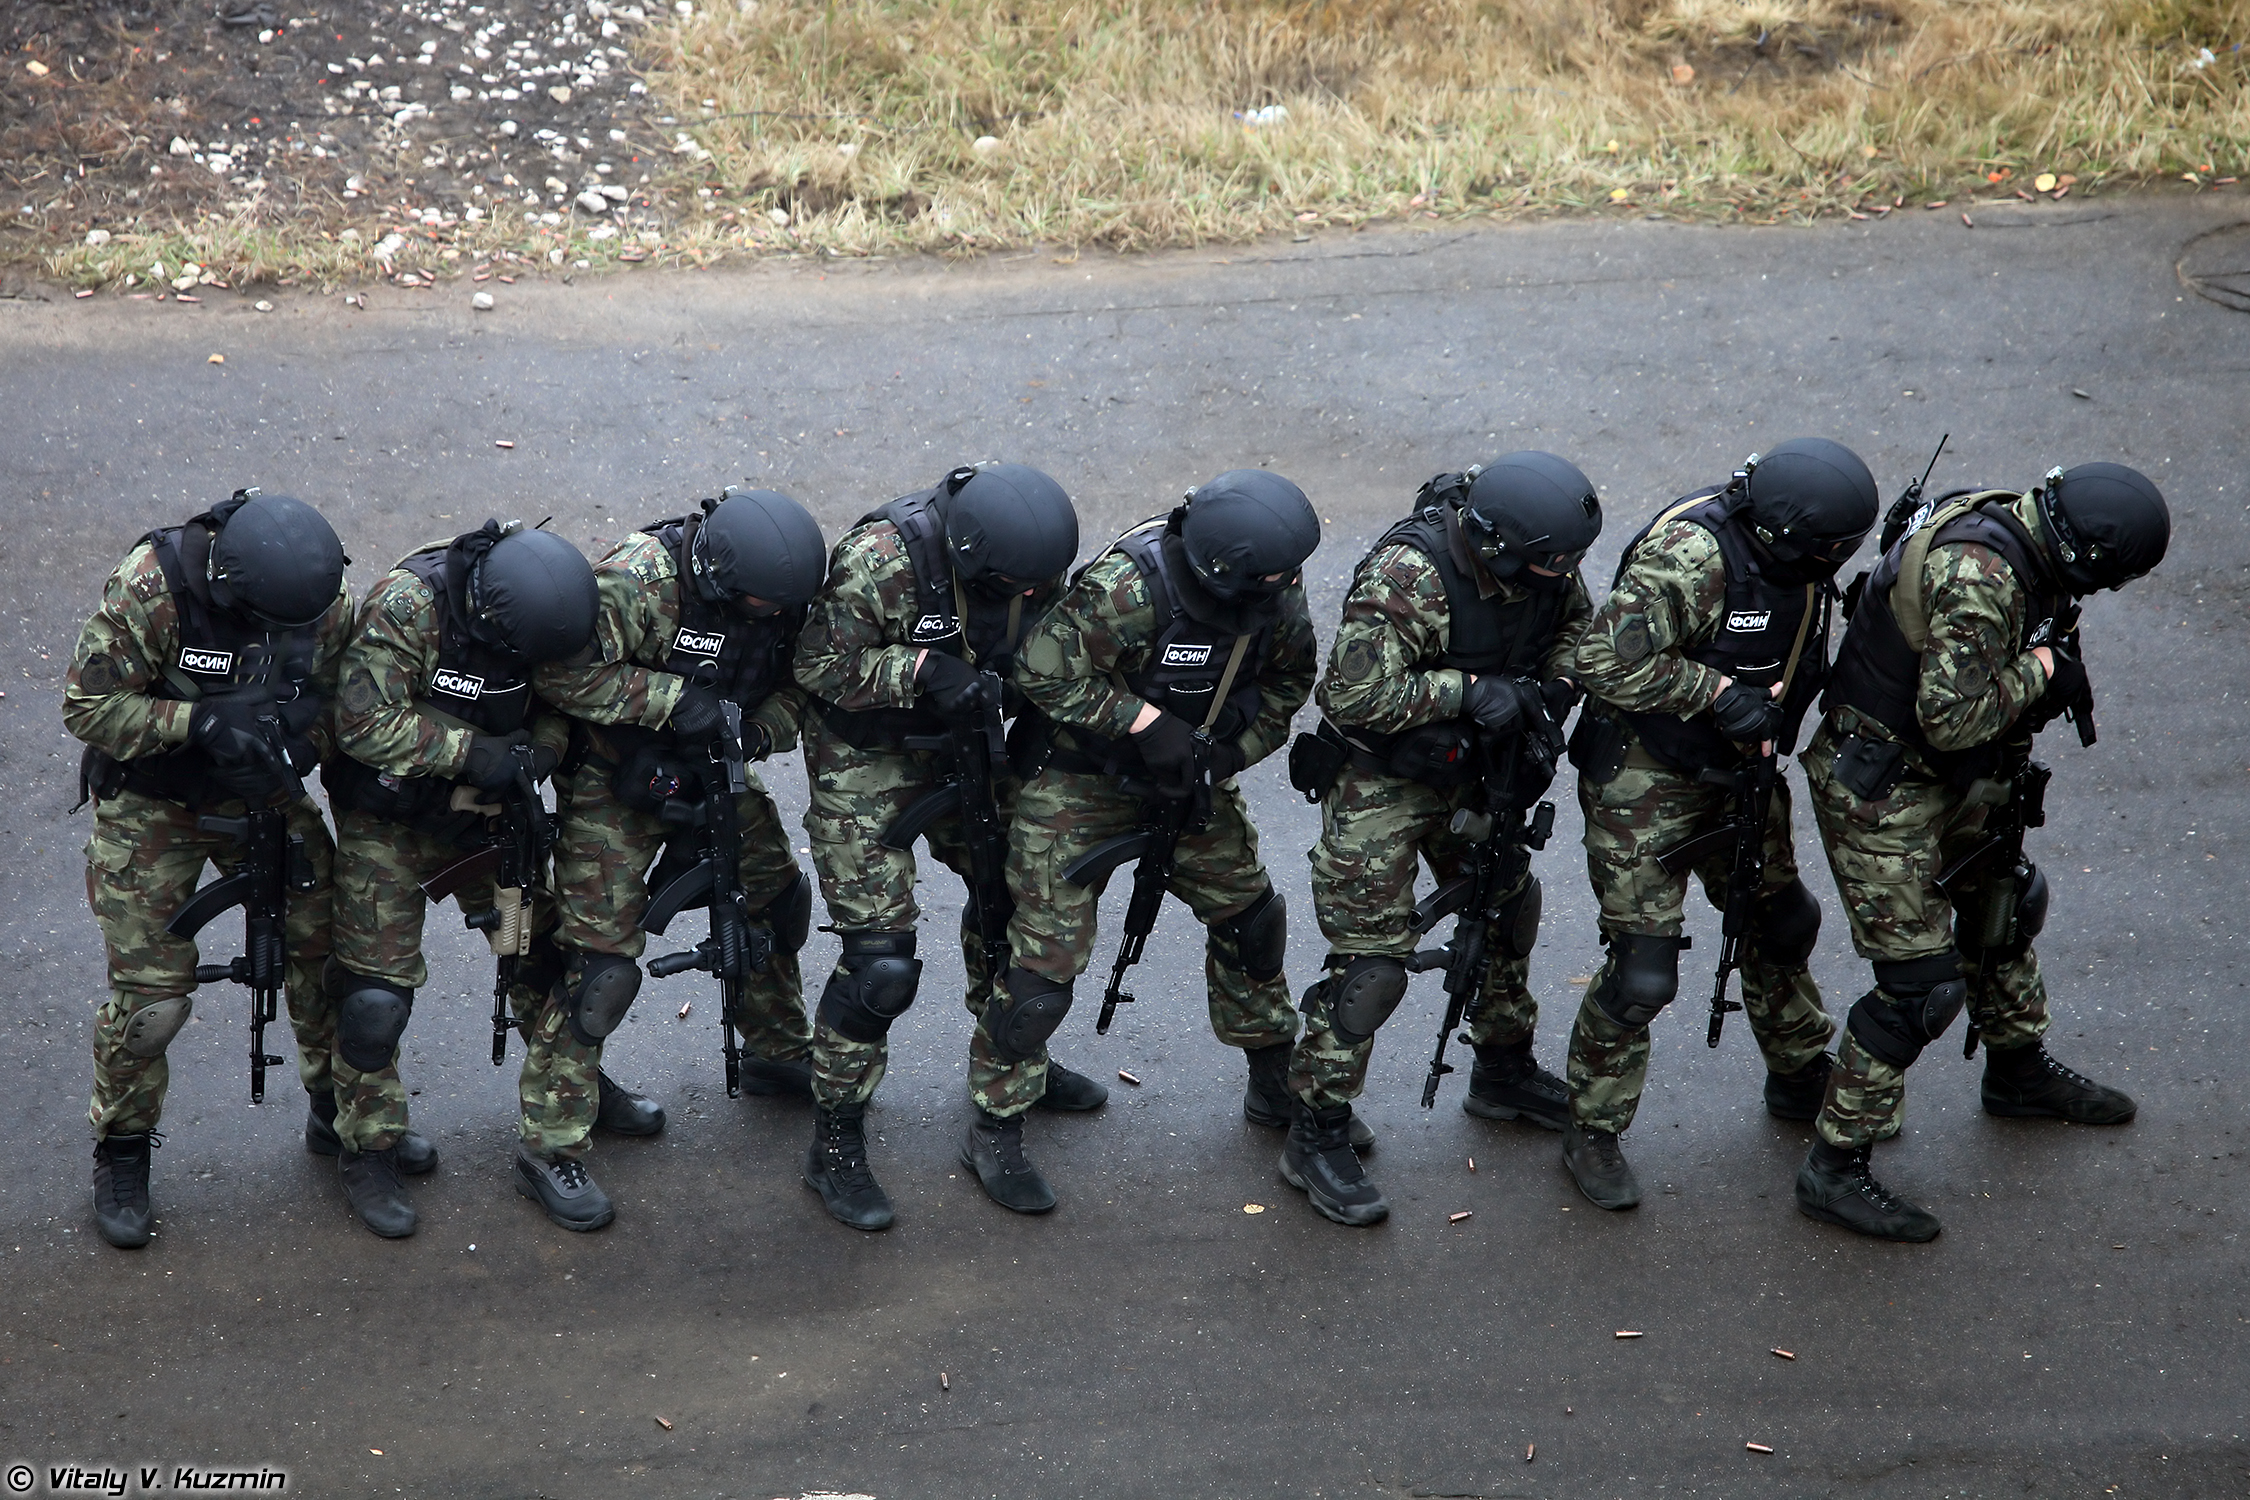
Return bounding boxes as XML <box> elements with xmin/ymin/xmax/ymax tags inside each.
<box><xmin>382</xmin><ymin>574</ymin><xmax>434</xmax><ymax>625</ymax></box>
<box><xmin>126</xmin><ymin>563</ymin><xmax>168</xmax><ymax>603</ymax></box>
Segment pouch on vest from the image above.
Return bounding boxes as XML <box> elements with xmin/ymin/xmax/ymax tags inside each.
<box><xmin>611</xmin><ymin>736</ymin><xmax>706</xmax><ymax>817</ymax></box>
<box><xmin>1385</xmin><ymin>722</ymin><xmax>1478</xmax><ymax>789</ymax></box>
<box><xmin>322</xmin><ymin>755</ymin><xmax>456</xmax><ymax>825</ymax></box>
<box><xmin>1567</xmin><ymin>710</ymin><xmax>1626</xmax><ymax>785</ymax></box>
<box><xmin>1287</xmin><ymin>722</ymin><xmax>1348</xmax><ymax>804</ymax></box>
<box><xmin>1830</xmin><ymin>732</ymin><xmax>1907</xmax><ymax>803</ymax></box>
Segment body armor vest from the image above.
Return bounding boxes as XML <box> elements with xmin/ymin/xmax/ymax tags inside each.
<box><xmin>1613</xmin><ymin>489</ymin><xmax>1831</xmax><ymax>773</ymax></box>
<box><xmin>645</xmin><ymin>515</ymin><xmax>801</xmax><ymax>712</ymax></box>
<box><xmin>1824</xmin><ymin>493</ymin><xmax>2068</xmax><ymax>783</ymax></box>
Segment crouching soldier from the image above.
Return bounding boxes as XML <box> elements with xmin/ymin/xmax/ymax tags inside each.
<box><xmin>325</xmin><ymin>521</ymin><xmax>615</xmax><ymax>1234</ymax></box>
<box><xmin>1289</xmin><ymin>454</ymin><xmax>1598</xmax><ymax>1226</ymax></box>
<box><xmin>65</xmin><ymin>490</ymin><xmax>352</xmax><ymax>1247</ymax></box>
<box><xmin>1007</xmin><ymin>470</ymin><xmax>1324</xmax><ymax>1214</ymax></box>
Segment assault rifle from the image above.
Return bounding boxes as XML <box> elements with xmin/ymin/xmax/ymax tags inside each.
<box><xmin>644</xmin><ymin>700</ymin><xmax>763</xmax><ymax>1097</ymax></box>
<box><xmin>420</xmin><ymin>743</ymin><xmax>549</xmax><ymax>1066</ymax></box>
<box><xmin>1059</xmin><ymin>733</ymin><xmax>1210</xmax><ymax>1035</ymax></box>
<box><xmin>1407</xmin><ymin>727</ymin><xmax>1557</xmax><ymax>1107</ymax></box>
<box><xmin>164</xmin><ymin>646</ymin><xmax>315</xmax><ymax>1103</ymax></box>
<box><xmin>882</xmin><ymin>669</ymin><xmax>1016</xmax><ymax>972</ymax></box>
<box><xmin>1657</xmin><ymin>745</ymin><xmax>1780</xmax><ymax>1048</ymax></box>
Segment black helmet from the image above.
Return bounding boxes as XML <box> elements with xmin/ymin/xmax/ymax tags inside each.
<box><xmin>207</xmin><ymin>490</ymin><xmax>347</xmax><ymax>629</ymax></box>
<box><xmin>2035</xmin><ymin>462</ymin><xmax>2169</xmax><ymax>593</ymax></box>
<box><xmin>690</xmin><ymin>486</ymin><xmax>827</xmax><ymax>608</ymax></box>
<box><xmin>1462</xmin><ymin>451</ymin><xmax>1603</xmax><ymax>580</ymax></box>
<box><xmin>940</xmin><ymin>462</ymin><xmax>1079</xmax><ymax>587</ymax></box>
<box><xmin>462</xmin><ymin>522</ymin><xmax>598</xmax><ymax>663</ymax></box>
<box><xmin>1740</xmin><ymin>438</ymin><xmax>1879</xmax><ymax>571</ymax></box>
<box><xmin>1179</xmin><ymin>469</ymin><xmax>1321</xmax><ymax>602</ymax></box>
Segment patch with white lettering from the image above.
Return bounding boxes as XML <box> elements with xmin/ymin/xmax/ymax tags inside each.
<box><xmin>178</xmin><ymin>646</ymin><xmax>235</xmax><ymax>677</ymax></box>
<box><xmin>673</xmin><ymin>627</ymin><xmax>727</xmax><ymax>659</ymax></box>
<box><xmin>1725</xmin><ymin>610</ymin><xmax>1773</xmax><ymax>633</ymax></box>
<box><xmin>1161</xmin><ymin>643</ymin><xmax>1215</xmax><ymax>668</ymax></box>
<box><xmin>431</xmin><ymin>667</ymin><xmax>484</xmax><ymax>701</ymax></box>
<box><xmin>909</xmin><ymin>613</ymin><xmax>961</xmax><ymax>644</ymax></box>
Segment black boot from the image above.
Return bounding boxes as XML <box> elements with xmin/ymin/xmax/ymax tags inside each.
<box><xmin>1280</xmin><ymin>1102</ymin><xmax>1388</xmax><ymax>1227</ymax></box>
<box><xmin>960</xmin><ymin>1109</ymin><xmax>1056</xmax><ymax>1214</ymax></box>
<box><xmin>1034</xmin><ymin>1060</ymin><xmax>1109</xmax><ymax>1112</ymax></box>
<box><xmin>804</xmin><ymin>1102</ymin><xmax>894</xmax><ymax>1231</ymax></box>
<box><xmin>738</xmin><ymin>1054</ymin><xmax>815</xmax><ymax>1099</ymax></box>
<box><xmin>594</xmin><ymin>1070</ymin><xmax>666</xmax><ymax>1136</ymax></box>
<box><xmin>1981</xmin><ymin>1042</ymin><xmax>2137</xmax><ymax>1125</ymax></box>
<box><xmin>1795</xmin><ymin>1137</ymin><xmax>1940</xmax><ymax>1242</ymax></box>
<box><xmin>1763</xmin><ymin>1052</ymin><xmax>1833</xmax><ymax>1122</ymax></box>
<box><xmin>513</xmin><ymin>1149</ymin><xmax>616</xmax><ymax>1231</ymax></box>
<box><xmin>1463</xmin><ymin>1038</ymin><xmax>1567</xmax><ymax>1131</ymax></box>
<box><xmin>1242</xmin><ymin>1041</ymin><xmax>1375</xmax><ymax>1149</ymax></box>
<box><xmin>91</xmin><ymin>1134</ymin><xmax>155</xmax><ymax>1249</ymax></box>
<box><xmin>305</xmin><ymin>1091</ymin><xmax>437</xmax><ymax>1175</ymax></box>
<box><xmin>338</xmin><ymin>1146</ymin><xmax>418</xmax><ymax>1238</ymax></box>
<box><xmin>1561</xmin><ymin>1122</ymin><xmax>1641</xmax><ymax>1210</ymax></box>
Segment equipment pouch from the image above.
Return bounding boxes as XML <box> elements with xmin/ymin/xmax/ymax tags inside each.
<box><xmin>1004</xmin><ymin>711</ymin><xmax>1053</xmax><ymax>781</ymax></box>
<box><xmin>611</xmin><ymin>738</ymin><xmax>705</xmax><ymax>816</ymax></box>
<box><xmin>1386</xmin><ymin>722</ymin><xmax>1477</xmax><ymax>790</ymax></box>
<box><xmin>322</xmin><ymin>755</ymin><xmax>453</xmax><ymax>825</ymax></box>
<box><xmin>1831</xmin><ymin>732</ymin><xmax>1907</xmax><ymax>803</ymax></box>
<box><xmin>1287</xmin><ymin>724</ymin><xmax>1348</xmax><ymax>804</ymax></box>
<box><xmin>1567</xmin><ymin>710</ymin><xmax>1626</xmax><ymax>785</ymax></box>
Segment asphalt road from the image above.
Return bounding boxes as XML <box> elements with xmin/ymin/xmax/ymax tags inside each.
<box><xmin>2</xmin><ymin>198</ymin><xmax>2246</xmax><ymax>1500</ymax></box>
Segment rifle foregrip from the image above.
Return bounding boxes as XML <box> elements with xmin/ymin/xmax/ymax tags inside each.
<box><xmin>649</xmin><ymin>948</ymin><xmax>706</xmax><ymax>978</ymax></box>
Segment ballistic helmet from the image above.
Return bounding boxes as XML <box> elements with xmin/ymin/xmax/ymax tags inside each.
<box><xmin>1462</xmin><ymin>451</ymin><xmax>1603</xmax><ymax>581</ymax></box>
<box><xmin>940</xmin><ymin>462</ymin><xmax>1079</xmax><ymax>587</ymax></box>
<box><xmin>207</xmin><ymin>490</ymin><xmax>347</xmax><ymax>629</ymax></box>
<box><xmin>2035</xmin><ymin>462</ymin><xmax>2169</xmax><ymax>593</ymax></box>
<box><xmin>689</xmin><ymin>487</ymin><xmax>827</xmax><ymax>608</ymax></box>
<box><xmin>1180</xmin><ymin>469</ymin><xmax>1321</xmax><ymax>602</ymax></box>
<box><xmin>464</xmin><ymin>522</ymin><xmax>598</xmax><ymax>663</ymax></box>
<box><xmin>1741</xmin><ymin>438</ymin><xmax>1879</xmax><ymax>571</ymax></box>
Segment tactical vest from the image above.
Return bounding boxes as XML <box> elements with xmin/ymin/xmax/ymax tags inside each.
<box><xmin>1824</xmin><ymin>492</ymin><xmax>2068</xmax><ymax>782</ymax></box>
<box><xmin>1612</xmin><ymin>489</ymin><xmax>1831</xmax><ymax>772</ymax></box>
<box><xmin>1051</xmin><ymin>518</ymin><xmax>1275</xmax><ymax>773</ymax></box>
<box><xmin>644</xmin><ymin>515</ymin><xmax>801</xmax><ymax>712</ymax></box>
<box><xmin>100</xmin><ymin>520</ymin><xmax>320</xmax><ymax>806</ymax></box>
<box><xmin>1332</xmin><ymin>502</ymin><xmax>1571</xmax><ymax>766</ymax></box>
<box><xmin>823</xmin><ymin>489</ymin><xmax>1037</xmax><ymax>749</ymax></box>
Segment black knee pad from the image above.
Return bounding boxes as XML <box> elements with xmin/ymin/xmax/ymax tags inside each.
<box><xmin>337</xmin><ymin>976</ymin><xmax>415</xmax><ymax>1072</ymax></box>
<box><xmin>983</xmin><ymin>966</ymin><xmax>1075</xmax><ymax>1065</ymax></box>
<box><xmin>516</xmin><ymin>930</ymin><xmax>568</xmax><ymax>999</ymax></box>
<box><xmin>2016</xmin><ymin>862</ymin><xmax>2049</xmax><ymax>945</ymax></box>
<box><xmin>815</xmin><ymin>930</ymin><xmax>922</xmax><ymax>1044</ymax></box>
<box><xmin>564</xmin><ymin>950</ymin><xmax>643</xmax><ymax>1048</ymax></box>
<box><xmin>758</xmin><ymin>868</ymin><xmax>814</xmax><ymax>955</ymax></box>
<box><xmin>1748</xmin><ymin>876</ymin><xmax>1822</xmax><ymax>968</ymax></box>
<box><xmin>1214</xmin><ymin>886</ymin><xmax>1287</xmax><ymax>981</ymax></box>
<box><xmin>1849</xmin><ymin>952</ymin><xmax>1968</xmax><ymax>1069</ymax></box>
<box><xmin>1317</xmin><ymin>954</ymin><xmax>1410</xmax><ymax>1047</ymax></box>
<box><xmin>1588</xmin><ymin>933</ymin><xmax>1686</xmax><ymax>1029</ymax></box>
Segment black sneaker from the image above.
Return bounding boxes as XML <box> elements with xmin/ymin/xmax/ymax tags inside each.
<box><xmin>1279</xmin><ymin>1102</ymin><xmax>1388</xmax><ymax>1227</ymax></box>
<box><xmin>594</xmin><ymin>1070</ymin><xmax>666</xmax><ymax>1136</ymax></box>
<box><xmin>92</xmin><ymin>1133</ymin><xmax>156</xmax><ymax>1249</ymax></box>
<box><xmin>804</xmin><ymin>1102</ymin><xmax>894</xmax><ymax>1231</ymax></box>
<box><xmin>514</xmin><ymin>1150</ymin><xmax>616</xmax><ymax>1231</ymax></box>
<box><xmin>1795</xmin><ymin>1138</ymin><xmax>1940</xmax><ymax>1242</ymax></box>
<box><xmin>1241</xmin><ymin>1041</ymin><xmax>1375</xmax><ymax>1149</ymax></box>
<box><xmin>1763</xmin><ymin>1052</ymin><xmax>1833</xmax><ymax>1122</ymax></box>
<box><xmin>738</xmin><ymin>1054</ymin><xmax>814</xmax><ymax>1099</ymax></box>
<box><xmin>1561</xmin><ymin>1123</ymin><xmax>1641</xmax><ymax>1210</ymax></box>
<box><xmin>305</xmin><ymin>1091</ymin><xmax>437</xmax><ymax>1175</ymax></box>
<box><xmin>1462</xmin><ymin>1039</ymin><xmax>1567</xmax><ymax>1131</ymax></box>
<box><xmin>1033</xmin><ymin>1060</ymin><xmax>1109</xmax><ymax>1112</ymax></box>
<box><xmin>338</xmin><ymin>1146</ymin><xmax>418</xmax><ymax>1239</ymax></box>
<box><xmin>1981</xmin><ymin>1043</ymin><xmax>2137</xmax><ymax>1125</ymax></box>
<box><xmin>960</xmin><ymin>1109</ymin><xmax>1056</xmax><ymax>1214</ymax></box>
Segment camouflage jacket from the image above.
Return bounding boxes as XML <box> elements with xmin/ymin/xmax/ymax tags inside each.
<box><xmin>1905</xmin><ymin>492</ymin><xmax>2056</xmax><ymax>753</ymax></box>
<box><xmin>1014</xmin><ymin>549</ymin><xmax>1317</xmax><ymax>767</ymax></box>
<box><xmin>1572</xmin><ymin>517</ymin><xmax>1733</xmax><ymax>719</ymax></box>
<box><xmin>62</xmin><ymin>538</ymin><xmax>352</xmax><ymax>763</ymax></box>
<box><xmin>1317</xmin><ymin>541</ymin><xmax>1591</xmax><ymax>733</ymax></box>
<box><xmin>534</xmin><ymin>531</ymin><xmax>807</xmax><ymax>755</ymax></box>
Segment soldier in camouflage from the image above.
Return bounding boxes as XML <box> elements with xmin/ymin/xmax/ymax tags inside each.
<box><xmin>1562</xmin><ymin>440</ymin><xmax>1878</xmax><ymax>1211</ymax></box>
<box><xmin>1007</xmin><ymin>470</ymin><xmax>1322</xmax><ymax>1215</ymax></box>
<box><xmin>795</xmin><ymin>462</ymin><xmax>1103</xmax><ymax>1231</ymax></box>
<box><xmin>326</xmin><ymin>520</ymin><xmax>618</xmax><ymax>1235</ymax></box>
<box><xmin>64</xmin><ymin>490</ymin><xmax>352</xmax><ymax>1249</ymax></box>
<box><xmin>1290</xmin><ymin>453</ymin><xmax>1600</xmax><ymax>1226</ymax></box>
<box><xmin>1795</xmin><ymin>464</ymin><xmax>2170</xmax><ymax>1241</ymax></box>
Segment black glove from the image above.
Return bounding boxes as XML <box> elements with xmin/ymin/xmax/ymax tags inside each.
<box><xmin>462</xmin><ymin>731</ymin><xmax>532</xmax><ymax>790</ymax></box>
<box><xmin>668</xmin><ymin>685</ymin><xmax>727</xmax><ymax>746</ymax></box>
<box><xmin>1540</xmin><ymin>678</ymin><xmax>1583</xmax><ymax>723</ymax></box>
<box><xmin>2024</xmin><ymin>640</ymin><xmax>2090</xmax><ymax>731</ymax></box>
<box><xmin>528</xmin><ymin>744</ymin><xmax>562</xmax><ymax>783</ymax></box>
<box><xmin>1131</xmin><ymin>711</ymin><xmax>1199</xmax><ymax>796</ymax></box>
<box><xmin>735</xmin><ymin>718</ymin><xmax>774</xmax><ymax>761</ymax></box>
<box><xmin>1710</xmin><ymin>681</ymin><xmax>1785</xmax><ymax>744</ymax></box>
<box><xmin>916</xmin><ymin>652</ymin><xmax>988</xmax><ymax>716</ymax></box>
<box><xmin>1462</xmin><ymin>674</ymin><xmax>1543</xmax><ymax>734</ymax></box>
<box><xmin>190</xmin><ymin>690</ymin><xmax>287</xmax><ymax>798</ymax></box>
<box><xmin>277</xmin><ymin>693</ymin><xmax>323</xmax><ymax>774</ymax></box>
<box><xmin>1206</xmin><ymin>738</ymin><xmax>1248</xmax><ymax>784</ymax></box>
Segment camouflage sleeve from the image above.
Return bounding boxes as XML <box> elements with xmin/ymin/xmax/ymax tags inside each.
<box><xmin>61</xmin><ymin>544</ymin><xmax>196</xmax><ymax>758</ymax></box>
<box><xmin>302</xmin><ymin>584</ymin><xmax>356</xmax><ymax>763</ymax></box>
<box><xmin>533</xmin><ymin>535</ymin><xmax>684</xmax><ymax>730</ymax></box>
<box><xmin>1915</xmin><ymin>542</ymin><xmax>2048</xmax><ymax>751</ymax></box>
<box><xmin>1313</xmin><ymin>543</ymin><xmax>1463</xmax><ymax>732</ymax></box>
<box><xmin>1240</xmin><ymin>583</ymin><xmax>1315</xmax><ymax>766</ymax></box>
<box><xmin>748</xmin><ymin>681</ymin><xmax>807</xmax><ymax>757</ymax></box>
<box><xmin>334</xmin><ymin>571</ymin><xmax>473</xmax><ymax>779</ymax></box>
<box><xmin>1542</xmin><ymin>570</ymin><xmax>1595</xmax><ymax>680</ymax></box>
<box><xmin>793</xmin><ymin>524</ymin><xmax>922</xmax><ymax>710</ymax></box>
<box><xmin>1012</xmin><ymin>552</ymin><xmax>1154</xmax><ymax>738</ymax></box>
<box><xmin>1572</xmin><ymin>520</ymin><xmax>1729</xmax><ymax>716</ymax></box>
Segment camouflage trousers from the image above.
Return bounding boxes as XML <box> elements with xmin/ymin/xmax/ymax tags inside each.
<box><xmin>330</xmin><ymin>807</ymin><xmax>556</xmax><ymax>1154</ymax></box>
<box><xmin>1293</xmin><ymin>765</ymin><xmax>1545</xmax><ymax>1110</ymax></box>
<box><xmin>1566</xmin><ymin>759</ymin><xmax>1835</xmax><ymax>1134</ymax></box>
<box><xmin>1005</xmin><ymin>769</ymin><xmax>1299</xmax><ymax>1118</ymax></box>
<box><xmin>552</xmin><ymin>756</ymin><xmax>812</xmax><ymax>1071</ymax></box>
<box><xmin>83</xmin><ymin>787</ymin><xmax>336</xmax><ymax>1138</ymax></box>
<box><xmin>802</xmin><ymin>726</ymin><xmax>1014</xmax><ymax>1114</ymax></box>
<box><xmin>1801</xmin><ymin>715</ymin><xmax>2051</xmax><ymax>1150</ymax></box>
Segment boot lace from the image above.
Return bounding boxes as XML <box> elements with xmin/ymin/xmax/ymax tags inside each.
<box><xmin>2034</xmin><ymin>1050</ymin><xmax>2102</xmax><ymax>1093</ymax></box>
<box><xmin>547</xmin><ymin>1156</ymin><xmax>592</xmax><ymax>1193</ymax></box>
<box><xmin>1843</xmin><ymin>1148</ymin><xmax>1907</xmax><ymax>1212</ymax></box>
<box><xmin>819</xmin><ymin>1115</ymin><xmax>879</xmax><ymax>1195</ymax></box>
<box><xmin>99</xmin><ymin>1133</ymin><xmax>159</xmax><ymax>1206</ymax></box>
<box><xmin>1586</xmin><ymin>1129</ymin><xmax>1628</xmax><ymax>1172</ymax></box>
<box><xmin>982</xmin><ymin>1116</ymin><xmax>1034</xmax><ymax>1177</ymax></box>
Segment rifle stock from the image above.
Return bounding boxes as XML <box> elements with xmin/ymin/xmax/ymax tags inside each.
<box><xmin>419</xmin><ymin>844</ymin><xmax>503</xmax><ymax>905</ymax></box>
<box><xmin>1061</xmin><ymin>830</ymin><xmax>1156</xmax><ymax>891</ymax></box>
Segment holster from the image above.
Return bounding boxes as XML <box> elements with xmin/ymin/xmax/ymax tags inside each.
<box><xmin>1567</xmin><ymin>709</ymin><xmax>1627</xmax><ymax>785</ymax></box>
<box><xmin>1287</xmin><ymin>722</ymin><xmax>1349</xmax><ymax>804</ymax></box>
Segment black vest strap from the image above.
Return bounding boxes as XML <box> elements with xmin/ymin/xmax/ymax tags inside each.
<box><xmin>647</xmin><ymin>519</ymin><xmax>799</xmax><ymax>712</ymax></box>
<box><xmin>399</xmin><ymin>548</ymin><xmax>536</xmax><ymax>737</ymax></box>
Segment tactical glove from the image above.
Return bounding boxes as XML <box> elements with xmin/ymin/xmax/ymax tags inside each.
<box><xmin>1206</xmin><ymin>737</ymin><xmax>1249</xmax><ymax>784</ymax></box>
<box><xmin>1462</xmin><ymin>675</ymin><xmax>1544</xmax><ymax>734</ymax></box>
<box><xmin>916</xmin><ymin>652</ymin><xmax>988</xmax><ymax>716</ymax></box>
<box><xmin>1710</xmin><ymin>681</ymin><xmax>1784</xmax><ymax>744</ymax></box>
<box><xmin>738</xmin><ymin>719</ymin><xmax>774</xmax><ymax>761</ymax></box>
<box><xmin>1131</xmin><ymin>710</ymin><xmax>1200</xmax><ymax>796</ymax></box>
<box><xmin>2024</xmin><ymin>641</ymin><xmax>2090</xmax><ymax>732</ymax></box>
<box><xmin>668</xmin><ymin>685</ymin><xmax>727</xmax><ymax>746</ymax></box>
<box><xmin>189</xmin><ymin>689</ymin><xmax>288</xmax><ymax>799</ymax></box>
<box><xmin>462</xmin><ymin>731</ymin><xmax>533</xmax><ymax>790</ymax></box>
<box><xmin>277</xmin><ymin>693</ymin><xmax>323</xmax><ymax>774</ymax></box>
<box><xmin>529</xmin><ymin>744</ymin><xmax>563</xmax><ymax>783</ymax></box>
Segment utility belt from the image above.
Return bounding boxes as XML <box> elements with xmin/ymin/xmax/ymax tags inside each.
<box><xmin>1819</xmin><ymin>708</ymin><xmax>1974</xmax><ymax>803</ymax></box>
<box><xmin>322</xmin><ymin>754</ymin><xmax>490</xmax><ymax>844</ymax></box>
<box><xmin>571</xmin><ymin>721</ymin><xmax>717</xmax><ymax>820</ymax></box>
<box><xmin>77</xmin><ymin>744</ymin><xmax>296</xmax><ymax>814</ymax></box>
<box><xmin>820</xmin><ymin>697</ymin><xmax>1052</xmax><ymax>781</ymax></box>
<box><xmin>1286</xmin><ymin>716</ymin><xmax>1484</xmax><ymax>802</ymax></box>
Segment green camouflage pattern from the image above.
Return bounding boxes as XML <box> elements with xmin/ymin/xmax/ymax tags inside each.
<box><xmin>1565</xmin><ymin>762</ymin><xmax>1835</xmax><ymax>1134</ymax></box>
<box><xmin>1887</xmin><ymin>492</ymin><xmax>2058</xmax><ymax>764</ymax></box>
<box><xmin>82</xmin><ymin>788</ymin><xmax>338</xmax><ymax>1137</ymax></box>
<box><xmin>513</xmin><ymin>968</ymin><xmax>604</xmax><ymax>1161</ymax></box>
<box><xmin>1571</xmin><ymin>513</ymin><xmax>1732</xmax><ymax>719</ymax></box>
<box><xmin>334</xmin><ymin>559</ymin><xmax>477</xmax><ymax>777</ymax></box>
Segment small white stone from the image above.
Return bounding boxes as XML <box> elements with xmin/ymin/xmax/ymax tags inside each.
<box><xmin>766</xmin><ymin>207</ymin><xmax>790</xmax><ymax>226</ymax></box>
<box><xmin>83</xmin><ymin>228</ymin><xmax>111</xmax><ymax>246</ymax></box>
<box><xmin>472</xmin><ymin>291</ymin><xmax>495</xmax><ymax>310</ymax></box>
<box><xmin>500</xmin><ymin>119</ymin><xmax>519</xmax><ymax>136</ymax></box>
<box><xmin>971</xmin><ymin>134</ymin><xmax>1001</xmax><ymax>155</ymax></box>
<box><xmin>169</xmin><ymin>137</ymin><xmax>192</xmax><ymax>156</ymax></box>
<box><xmin>575</xmin><ymin>189</ymin><xmax>608</xmax><ymax>213</ymax></box>
<box><xmin>254</xmin><ymin>300</ymin><xmax>274</xmax><ymax>312</ymax></box>
<box><xmin>549</xmin><ymin>247</ymin><xmax>566</xmax><ymax>263</ymax></box>
<box><xmin>837</xmin><ymin>142</ymin><xmax>858</xmax><ymax>159</ymax></box>
<box><xmin>599</xmin><ymin>183</ymin><xmax>628</xmax><ymax>202</ymax></box>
